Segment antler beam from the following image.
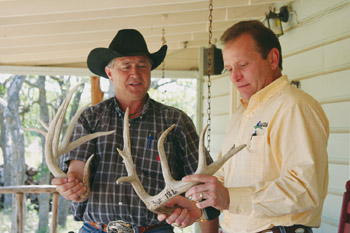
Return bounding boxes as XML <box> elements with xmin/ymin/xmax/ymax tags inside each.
<box><xmin>29</xmin><ymin>84</ymin><xmax>115</xmax><ymax>198</ymax></box>
<box><xmin>117</xmin><ymin>108</ymin><xmax>246</xmax><ymax>215</ymax></box>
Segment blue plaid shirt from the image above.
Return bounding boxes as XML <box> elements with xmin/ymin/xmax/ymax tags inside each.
<box><xmin>61</xmin><ymin>95</ymin><xmax>213</xmax><ymax>226</ymax></box>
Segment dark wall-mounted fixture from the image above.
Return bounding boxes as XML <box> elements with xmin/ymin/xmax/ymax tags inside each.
<box><xmin>291</xmin><ymin>80</ymin><xmax>301</xmax><ymax>89</ymax></box>
<box><xmin>265</xmin><ymin>6</ymin><xmax>289</xmax><ymax>37</ymax></box>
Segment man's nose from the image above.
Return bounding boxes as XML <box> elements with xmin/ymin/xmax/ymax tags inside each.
<box><xmin>230</xmin><ymin>69</ymin><xmax>242</xmax><ymax>83</ymax></box>
<box><xmin>129</xmin><ymin>66</ymin><xmax>140</xmax><ymax>77</ymax></box>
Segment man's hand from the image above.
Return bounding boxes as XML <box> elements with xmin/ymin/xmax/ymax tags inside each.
<box><xmin>51</xmin><ymin>171</ymin><xmax>87</xmax><ymax>202</ymax></box>
<box><xmin>183</xmin><ymin>174</ymin><xmax>230</xmax><ymax>210</ymax></box>
<box><xmin>157</xmin><ymin>195</ymin><xmax>202</xmax><ymax>228</ymax></box>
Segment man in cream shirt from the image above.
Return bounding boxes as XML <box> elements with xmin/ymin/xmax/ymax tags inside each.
<box><xmin>158</xmin><ymin>20</ymin><xmax>329</xmax><ymax>233</ymax></box>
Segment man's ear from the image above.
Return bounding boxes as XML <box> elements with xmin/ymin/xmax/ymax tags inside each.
<box><xmin>268</xmin><ymin>48</ymin><xmax>280</xmax><ymax>70</ymax></box>
<box><xmin>105</xmin><ymin>67</ymin><xmax>113</xmax><ymax>81</ymax></box>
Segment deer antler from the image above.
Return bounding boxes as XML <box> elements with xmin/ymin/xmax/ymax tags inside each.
<box><xmin>117</xmin><ymin>108</ymin><xmax>246</xmax><ymax>215</ymax></box>
<box><xmin>28</xmin><ymin>84</ymin><xmax>115</xmax><ymax>198</ymax></box>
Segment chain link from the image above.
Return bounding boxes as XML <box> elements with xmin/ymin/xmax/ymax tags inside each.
<box><xmin>206</xmin><ymin>0</ymin><xmax>213</xmax><ymax>153</ymax></box>
<box><xmin>161</xmin><ymin>28</ymin><xmax>167</xmax><ymax>102</ymax></box>
<box><xmin>161</xmin><ymin>28</ymin><xmax>166</xmax><ymax>79</ymax></box>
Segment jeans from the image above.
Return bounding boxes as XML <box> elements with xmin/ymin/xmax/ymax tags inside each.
<box><xmin>78</xmin><ymin>222</ymin><xmax>174</xmax><ymax>233</ymax></box>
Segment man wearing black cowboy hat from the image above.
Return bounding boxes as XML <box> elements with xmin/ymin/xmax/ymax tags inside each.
<box><xmin>52</xmin><ymin>29</ymin><xmax>219</xmax><ymax>233</ymax></box>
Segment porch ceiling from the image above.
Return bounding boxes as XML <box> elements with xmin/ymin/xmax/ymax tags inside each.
<box><xmin>0</xmin><ymin>0</ymin><xmax>293</xmax><ymax>72</ymax></box>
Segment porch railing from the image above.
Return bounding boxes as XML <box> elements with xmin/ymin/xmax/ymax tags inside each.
<box><xmin>0</xmin><ymin>185</ymin><xmax>59</xmax><ymax>233</ymax></box>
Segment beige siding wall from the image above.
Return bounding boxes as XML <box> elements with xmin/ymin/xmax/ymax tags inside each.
<box><xmin>202</xmin><ymin>74</ymin><xmax>231</xmax><ymax>160</ymax></box>
<box><xmin>200</xmin><ymin>0</ymin><xmax>349</xmax><ymax>232</ymax></box>
<box><xmin>280</xmin><ymin>0</ymin><xmax>350</xmax><ymax>232</ymax></box>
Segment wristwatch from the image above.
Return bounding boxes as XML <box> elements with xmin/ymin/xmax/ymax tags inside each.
<box><xmin>196</xmin><ymin>209</ymin><xmax>207</xmax><ymax>222</ymax></box>
<box><xmin>196</xmin><ymin>207</ymin><xmax>221</xmax><ymax>222</ymax></box>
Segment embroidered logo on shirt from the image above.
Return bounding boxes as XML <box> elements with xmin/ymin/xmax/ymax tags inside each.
<box><xmin>251</xmin><ymin>121</ymin><xmax>268</xmax><ymax>140</ymax></box>
<box><xmin>254</xmin><ymin>121</ymin><xmax>268</xmax><ymax>129</ymax></box>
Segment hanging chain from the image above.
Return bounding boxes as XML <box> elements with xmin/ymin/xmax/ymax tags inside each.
<box><xmin>206</xmin><ymin>0</ymin><xmax>213</xmax><ymax>153</ymax></box>
<box><xmin>161</xmin><ymin>28</ymin><xmax>167</xmax><ymax>102</ymax></box>
<box><xmin>161</xmin><ymin>28</ymin><xmax>166</xmax><ymax>79</ymax></box>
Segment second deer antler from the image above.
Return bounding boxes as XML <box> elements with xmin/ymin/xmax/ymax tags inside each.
<box><xmin>117</xmin><ymin>108</ymin><xmax>246</xmax><ymax>215</ymax></box>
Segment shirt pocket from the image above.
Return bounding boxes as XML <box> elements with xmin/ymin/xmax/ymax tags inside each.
<box><xmin>234</xmin><ymin>135</ymin><xmax>265</xmax><ymax>185</ymax></box>
<box><xmin>144</xmin><ymin>140</ymin><xmax>174</xmax><ymax>175</ymax></box>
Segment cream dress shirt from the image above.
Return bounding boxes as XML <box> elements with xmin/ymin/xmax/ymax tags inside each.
<box><xmin>216</xmin><ymin>76</ymin><xmax>329</xmax><ymax>233</ymax></box>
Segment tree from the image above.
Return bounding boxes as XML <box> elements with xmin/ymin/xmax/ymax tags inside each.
<box><xmin>0</xmin><ymin>75</ymin><xmax>26</xmax><ymax>233</ymax></box>
<box><xmin>25</xmin><ymin>75</ymin><xmax>51</xmax><ymax>233</ymax></box>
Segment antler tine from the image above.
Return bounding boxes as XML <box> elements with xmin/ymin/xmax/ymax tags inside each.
<box><xmin>45</xmin><ymin>124</ymin><xmax>66</xmax><ymax>177</ymax></box>
<box><xmin>24</xmin><ymin>128</ymin><xmax>47</xmax><ymax>137</ymax></box>
<box><xmin>116</xmin><ymin>108</ymin><xmax>151</xmax><ymax>205</ymax></box>
<box><xmin>194</xmin><ymin>125</ymin><xmax>247</xmax><ymax>175</ymax></box>
<box><xmin>205</xmin><ymin>144</ymin><xmax>246</xmax><ymax>175</ymax></box>
<box><xmin>80</xmin><ymin>154</ymin><xmax>95</xmax><ymax>200</ymax></box>
<box><xmin>123</xmin><ymin>108</ymin><xmax>131</xmax><ymax>153</ymax></box>
<box><xmin>195</xmin><ymin>124</ymin><xmax>208</xmax><ymax>174</ymax></box>
<box><xmin>39</xmin><ymin>118</ymin><xmax>49</xmax><ymax>131</ymax></box>
<box><xmin>51</xmin><ymin>84</ymin><xmax>81</xmax><ymax>158</ymax></box>
<box><xmin>58</xmin><ymin>102</ymin><xmax>115</xmax><ymax>156</ymax></box>
<box><xmin>157</xmin><ymin>124</ymin><xmax>176</xmax><ymax>184</ymax></box>
<box><xmin>60</xmin><ymin>103</ymin><xmax>90</xmax><ymax>149</ymax></box>
<box><xmin>44</xmin><ymin>84</ymin><xmax>81</xmax><ymax>178</ymax></box>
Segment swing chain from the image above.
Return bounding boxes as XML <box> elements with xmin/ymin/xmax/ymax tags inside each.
<box><xmin>207</xmin><ymin>0</ymin><xmax>213</xmax><ymax>153</ymax></box>
<box><xmin>162</xmin><ymin>28</ymin><xmax>166</xmax><ymax>79</ymax></box>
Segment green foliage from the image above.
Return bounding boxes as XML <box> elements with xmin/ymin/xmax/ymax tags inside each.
<box><xmin>0</xmin><ymin>83</ymin><xmax>5</xmax><ymax>96</ymax></box>
<box><xmin>149</xmin><ymin>78</ymin><xmax>197</xmax><ymax>123</ymax></box>
<box><xmin>33</xmin><ymin>164</ymin><xmax>50</xmax><ymax>183</ymax></box>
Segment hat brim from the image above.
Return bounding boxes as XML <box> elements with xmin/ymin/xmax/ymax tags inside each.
<box><xmin>87</xmin><ymin>45</ymin><xmax>167</xmax><ymax>79</ymax></box>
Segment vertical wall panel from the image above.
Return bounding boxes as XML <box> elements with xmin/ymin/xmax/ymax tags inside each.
<box><xmin>202</xmin><ymin>74</ymin><xmax>231</xmax><ymax>158</ymax></box>
<box><xmin>280</xmin><ymin>1</ymin><xmax>350</xmax><ymax>232</ymax></box>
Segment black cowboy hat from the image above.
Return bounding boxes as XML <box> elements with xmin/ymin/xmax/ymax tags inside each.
<box><xmin>87</xmin><ymin>29</ymin><xmax>167</xmax><ymax>78</ymax></box>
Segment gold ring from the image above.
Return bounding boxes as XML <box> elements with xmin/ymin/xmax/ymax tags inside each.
<box><xmin>172</xmin><ymin>223</ymin><xmax>180</xmax><ymax>227</ymax></box>
<box><xmin>199</xmin><ymin>192</ymin><xmax>203</xmax><ymax>200</ymax></box>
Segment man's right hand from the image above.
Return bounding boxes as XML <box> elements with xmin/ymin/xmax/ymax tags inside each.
<box><xmin>51</xmin><ymin>171</ymin><xmax>88</xmax><ymax>202</ymax></box>
<box><xmin>157</xmin><ymin>195</ymin><xmax>202</xmax><ymax>228</ymax></box>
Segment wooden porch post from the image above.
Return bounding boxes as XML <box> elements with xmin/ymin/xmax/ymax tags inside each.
<box><xmin>91</xmin><ymin>76</ymin><xmax>104</xmax><ymax>105</ymax></box>
<box><xmin>15</xmin><ymin>193</ymin><xmax>24</xmax><ymax>233</ymax></box>
<box><xmin>51</xmin><ymin>193</ymin><xmax>59</xmax><ymax>233</ymax></box>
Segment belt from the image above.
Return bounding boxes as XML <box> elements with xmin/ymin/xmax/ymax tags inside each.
<box><xmin>258</xmin><ymin>225</ymin><xmax>312</xmax><ymax>233</ymax></box>
<box><xmin>87</xmin><ymin>221</ymin><xmax>168</xmax><ymax>233</ymax></box>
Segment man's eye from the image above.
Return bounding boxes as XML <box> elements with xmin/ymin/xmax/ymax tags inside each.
<box><xmin>238</xmin><ymin>63</ymin><xmax>247</xmax><ymax>68</ymax></box>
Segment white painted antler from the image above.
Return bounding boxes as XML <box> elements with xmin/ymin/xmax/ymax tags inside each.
<box><xmin>117</xmin><ymin>108</ymin><xmax>246</xmax><ymax>215</ymax></box>
<box><xmin>28</xmin><ymin>84</ymin><xmax>115</xmax><ymax>198</ymax></box>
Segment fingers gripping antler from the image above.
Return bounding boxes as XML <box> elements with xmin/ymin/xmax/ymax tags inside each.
<box><xmin>117</xmin><ymin>108</ymin><xmax>246</xmax><ymax>215</ymax></box>
<box><xmin>29</xmin><ymin>84</ymin><xmax>115</xmax><ymax>198</ymax></box>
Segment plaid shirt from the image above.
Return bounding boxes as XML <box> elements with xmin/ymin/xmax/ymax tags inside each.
<box><xmin>61</xmin><ymin>95</ymin><xmax>212</xmax><ymax>226</ymax></box>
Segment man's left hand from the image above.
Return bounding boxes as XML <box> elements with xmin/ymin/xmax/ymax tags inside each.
<box><xmin>183</xmin><ymin>174</ymin><xmax>230</xmax><ymax>210</ymax></box>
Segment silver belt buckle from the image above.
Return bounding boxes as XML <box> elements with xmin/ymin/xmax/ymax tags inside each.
<box><xmin>107</xmin><ymin>220</ymin><xmax>135</xmax><ymax>233</ymax></box>
<box><xmin>261</xmin><ymin>230</ymin><xmax>273</xmax><ymax>233</ymax></box>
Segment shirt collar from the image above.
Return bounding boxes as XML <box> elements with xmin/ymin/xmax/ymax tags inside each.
<box><xmin>113</xmin><ymin>94</ymin><xmax>150</xmax><ymax>118</ymax></box>
<box><xmin>241</xmin><ymin>75</ymin><xmax>289</xmax><ymax>110</ymax></box>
